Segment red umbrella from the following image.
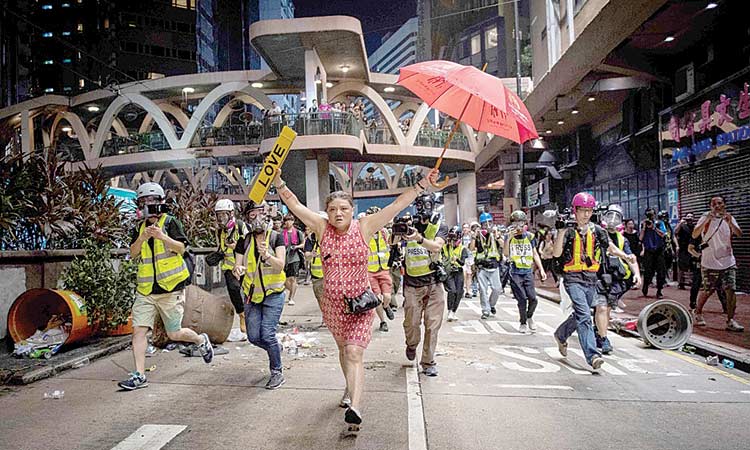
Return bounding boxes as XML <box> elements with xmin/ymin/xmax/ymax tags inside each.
<box><xmin>398</xmin><ymin>60</ymin><xmax>538</xmax><ymax>144</ymax></box>
<box><xmin>398</xmin><ymin>61</ymin><xmax>538</xmax><ymax>185</ymax></box>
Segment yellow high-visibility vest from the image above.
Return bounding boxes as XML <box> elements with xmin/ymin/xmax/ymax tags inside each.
<box><xmin>368</xmin><ymin>230</ymin><xmax>390</xmax><ymax>273</ymax></box>
<box><xmin>441</xmin><ymin>244</ymin><xmax>463</xmax><ymax>271</ymax></box>
<box><xmin>241</xmin><ymin>230</ymin><xmax>286</xmax><ymax>303</ymax></box>
<box><xmin>310</xmin><ymin>241</ymin><xmax>323</xmax><ymax>279</ymax></box>
<box><xmin>219</xmin><ymin>221</ymin><xmax>248</xmax><ymax>271</ymax></box>
<box><xmin>476</xmin><ymin>232</ymin><xmax>500</xmax><ymax>262</ymax></box>
<box><xmin>136</xmin><ymin>215</ymin><xmax>190</xmax><ymax>295</ymax></box>
<box><xmin>614</xmin><ymin>231</ymin><xmax>632</xmax><ymax>280</ymax></box>
<box><xmin>564</xmin><ymin>229</ymin><xmax>601</xmax><ymax>273</ymax></box>
<box><xmin>405</xmin><ymin>219</ymin><xmax>441</xmax><ymax>278</ymax></box>
<box><xmin>509</xmin><ymin>233</ymin><xmax>534</xmax><ymax>270</ymax></box>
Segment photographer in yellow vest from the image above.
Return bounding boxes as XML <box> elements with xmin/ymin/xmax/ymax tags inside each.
<box><xmin>232</xmin><ymin>200</ymin><xmax>288</xmax><ymax>390</ymax></box>
<box><xmin>365</xmin><ymin>206</ymin><xmax>396</xmax><ymax>332</ymax></box>
<box><xmin>118</xmin><ymin>183</ymin><xmax>213</xmax><ymax>391</ymax></box>
<box><xmin>503</xmin><ymin>210</ymin><xmax>546</xmax><ymax>334</ymax></box>
<box><xmin>213</xmin><ymin>199</ymin><xmax>249</xmax><ymax>332</ymax></box>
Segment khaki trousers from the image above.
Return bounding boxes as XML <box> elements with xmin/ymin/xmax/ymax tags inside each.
<box><xmin>403</xmin><ymin>282</ymin><xmax>446</xmax><ymax>368</ymax></box>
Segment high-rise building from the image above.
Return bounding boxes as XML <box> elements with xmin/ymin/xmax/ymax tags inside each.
<box><xmin>0</xmin><ymin>1</ymin><xmax>31</xmax><ymax>108</ymax></box>
<box><xmin>369</xmin><ymin>17</ymin><xmax>417</xmax><ymax>75</ymax></box>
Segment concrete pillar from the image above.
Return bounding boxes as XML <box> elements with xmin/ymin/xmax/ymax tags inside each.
<box><xmin>504</xmin><ymin>169</ymin><xmax>521</xmax><ymax>220</ymax></box>
<box><xmin>285</xmin><ymin>151</ymin><xmax>306</xmax><ymax>207</ymax></box>
<box><xmin>457</xmin><ymin>172</ymin><xmax>477</xmax><ymax>224</ymax></box>
<box><xmin>304</xmin><ymin>49</ymin><xmax>325</xmax><ymax>108</ymax></box>
<box><xmin>305</xmin><ymin>159</ymin><xmax>320</xmax><ymax>212</ymax></box>
<box><xmin>316</xmin><ymin>152</ymin><xmax>330</xmax><ymax>208</ymax></box>
<box><xmin>443</xmin><ymin>192</ymin><xmax>458</xmax><ymax>228</ymax></box>
<box><xmin>566</xmin><ymin>0</ymin><xmax>575</xmax><ymax>44</ymax></box>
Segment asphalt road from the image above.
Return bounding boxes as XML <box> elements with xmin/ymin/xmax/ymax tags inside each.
<box><xmin>1</xmin><ymin>284</ymin><xmax>749</xmax><ymax>450</ymax></box>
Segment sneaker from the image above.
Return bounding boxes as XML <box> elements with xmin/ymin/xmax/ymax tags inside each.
<box><xmin>612</xmin><ymin>306</ymin><xmax>624</xmax><ymax>314</ymax></box>
<box><xmin>405</xmin><ymin>346</ymin><xmax>416</xmax><ymax>361</ymax></box>
<box><xmin>446</xmin><ymin>311</ymin><xmax>454</xmax><ymax>322</ymax></box>
<box><xmin>595</xmin><ymin>335</ymin><xmax>603</xmax><ymax>349</ymax></box>
<box><xmin>726</xmin><ymin>319</ymin><xmax>745</xmax><ymax>332</ymax></box>
<box><xmin>656</xmin><ymin>291</ymin><xmax>664</xmax><ymax>299</ymax></box>
<box><xmin>590</xmin><ymin>356</ymin><xmax>604</xmax><ymax>370</ymax></box>
<box><xmin>464</xmin><ymin>293</ymin><xmax>472</xmax><ymax>299</ymax></box>
<box><xmin>480</xmin><ymin>312</ymin><xmax>489</xmax><ymax>320</ymax></box>
<box><xmin>472</xmin><ymin>292</ymin><xmax>477</xmax><ymax>298</ymax></box>
<box><xmin>345</xmin><ymin>407</ymin><xmax>363</xmax><ymax>425</ymax></box>
<box><xmin>198</xmin><ymin>333</ymin><xmax>214</xmax><ymax>363</ymax></box>
<box><xmin>601</xmin><ymin>337</ymin><xmax>613</xmax><ymax>354</ymax></box>
<box><xmin>641</xmin><ymin>287</ymin><xmax>648</xmax><ymax>297</ymax></box>
<box><xmin>554</xmin><ymin>334</ymin><xmax>568</xmax><ymax>357</ymax></box>
<box><xmin>519</xmin><ymin>324</ymin><xmax>528</xmax><ymax>334</ymax></box>
<box><xmin>288</xmin><ymin>299</ymin><xmax>295</xmax><ymax>306</ymax></box>
<box><xmin>379</xmin><ymin>321</ymin><xmax>389</xmax><ymax>332</ymax></box>
<box><xmin>265</xmin><ymin>372</ymin><xmax>286</xmax><ymax>390</ymax></box>
<box><xmin>385</xmin><ymin>306</ymin><xmax>395</xmax><ymax>321</ymax></box>
<box><xmin>694</xmin><ymin>313</ymin><xmax>706</xmax><ymax>326</ymax></box>
<box><xmin>422</xmin><ymin>366</ymin><xmax>439</xmax><ymax>377</ymax></box>
<box><xmin>527</xmin><ymin>318</ymin><xmax>537</xmax><ymax>332</ymax></box>
<box><xmin>339</xmin><ymin>391</ymin><xmax>351</xmax><ymax>408</ymax></box>
<box><xmin>117</xmin><ymin>372</ymin><xmax>148</xmax><ymax>390</ymax></box>
<box><xmin>490</xmin><ymin>307</ymin><xmax>497</xmax><ymax>315</ymax></box>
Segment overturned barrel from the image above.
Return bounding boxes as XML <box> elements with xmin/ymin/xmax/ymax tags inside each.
<box><xmin>8</xmin><ymin>289</ymin><xmax>93</xmax><ymax>346</ymax></box>
<box><xmin>637</xmin><ymin>299</ymin><xmax>693</xmax><ymax>350</ymax></box>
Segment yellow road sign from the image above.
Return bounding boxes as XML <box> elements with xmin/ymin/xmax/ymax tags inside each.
<box><xmin>248</xmin><ymin>126</ymin><xmax>297</xmax><ymax>204</ymax></box>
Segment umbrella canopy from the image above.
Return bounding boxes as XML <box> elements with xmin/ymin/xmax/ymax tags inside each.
<box><xmin>397</xmin><ymin>60</ymin><xmax>538</xmax><ymax>144</ymax></box>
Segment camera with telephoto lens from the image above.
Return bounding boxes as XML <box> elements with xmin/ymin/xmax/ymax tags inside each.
<box><xmin>392</xmin><ymin>216</ymin><xmax>414</xmax><ymax>236</ymax></box>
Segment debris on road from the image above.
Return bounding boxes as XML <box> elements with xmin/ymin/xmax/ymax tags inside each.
<box><xmin>43</xmin><ymin>390</ymin><xmax>65</xmax><ymax>399</ymax></box>
<box><xmin>706</xmin><ymin>355</ymin><xmax>720</xmax><ymax>366</ymax></box>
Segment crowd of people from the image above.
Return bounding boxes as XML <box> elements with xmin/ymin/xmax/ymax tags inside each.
<box><xmin>118</xmin><ymin>172</ymin><xmax>742</xmax><ymax>435</ymax></box>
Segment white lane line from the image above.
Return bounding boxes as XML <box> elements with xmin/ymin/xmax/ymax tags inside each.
<box><xmin>111</xmin><ymin>424</ymin><xmax>187</xmax><ymax>450</ymax></box>
<box><xmin>494</xmin><ymin>384</ymin><xmax>574</xmax><ymax>391</ymax></box>
<box><xmin>406</xmin><ymin>367</ymin><xmax>428</xmax><ymax>450</ymax></box>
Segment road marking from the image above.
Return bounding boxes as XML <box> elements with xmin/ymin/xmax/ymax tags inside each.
<box><xmin>111</xmin><ymin>425</ymin><xmax>186</xmax><ymax>450</ymax></box>
<box><xmin>406</xmin><ymin>367</ymin><xmax>427</xmax><ymax>450</ymax></box>
<box><xmin>664</xmin><ymin>350</ymin><xmax>750</xmax><ymax>386</ymax></box>
<box><xmin>494</xmin><ymin>384</ymin><xmax>574</xmax><ymax>391</ymax></box>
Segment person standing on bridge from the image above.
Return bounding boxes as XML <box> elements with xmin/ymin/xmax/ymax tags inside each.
<box><xmin>552</xmin><ymin>193</ymin><xmax>635</xmax><ymax>370</ymax></box>
<box><xmin>503</xmin><ymin>210</ymin><xmax>546</xmax><ymax>334</ymax></box>
<box><xmin>273</xmin><ymin>167</ymin><xmax>443</xmax><ymax>435</ymax></box>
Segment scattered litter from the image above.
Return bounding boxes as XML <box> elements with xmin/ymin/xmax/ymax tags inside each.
<box><xmin>227</xmin><ymin>329</ymin><xmax>246</xmax><ymax>342</ymax></box>
<box><xmin>365</xmin><ymin>361</ymin><xmax>387</xmax><ymax>370</ymax></box>
<box><xmin>706</xmin><ymin>355</ymin><xmax>720</xmax><ymax>366</ymax></box>
<box><xmin>145</xmin><ymin>345</ymin><xmax>157</xmax><ymax>357</ymax></box>
<box><xmin>165</xmin><ymin>343</ymin><xmax>178</xmax><ymax>351</ymax></box>
<box><xmin>682</xmin><ymin>344</ymin><xmax>697</xmax><ymax>354</ymax></box>
<box><xmin>145</xmin><ymin>365</ymin><xmax>157</xmax><ymax>372</ymax></box>
<box><xmin>43</xmin><ymin>390</ymin><xmax>65</xmax><ymax>399</ymax></box>
<box><xmin>161</xmin><ymin>349</ymin><xmax>170</xmax><ymax>353</ymax></box>
<box><xmin>278</xmin><ymin>332</ymin><xmax>322</xmax><ymax>358</ymax></box>
<box><xmin>722</xmin><ymin>359</ymin><xmax>735</xmax><ymax>369</ymax></box>
<box><xmin>71</xmin><ymin>358</ymin><xmax>90</xmax><ymax>369</ymax></box>
<box><xmin>623</xmin><ymin>319</ymin><xmax>638</xmax><ymax>331</ymax></box>
<box><xmin>13</xmin><ymin>315</ymin><xmax>70</xmax><ymax>359</ymax></box>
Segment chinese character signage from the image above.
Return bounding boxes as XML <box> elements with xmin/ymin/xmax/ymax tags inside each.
<box><xmin>660</xmin><ymin>69</ymin><xmax>750</xmax><ymax>172</ymax></box>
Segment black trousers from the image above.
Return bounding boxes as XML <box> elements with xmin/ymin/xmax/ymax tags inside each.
<box><xmin>444</xmin><ymin>270</ymin><xmax>464</xmax><ymax>312</ymax></box>
<box><xmin>642</xmin><ymin>249</ymin><xmax>666</xmax><ymax>293</ymax></box>
<box><xmin>224</xmin><ymin>270</ymin><xmax>244</xmax><ymax>314</ymax></box>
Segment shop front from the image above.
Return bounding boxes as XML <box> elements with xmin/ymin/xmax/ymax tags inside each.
<box><xmin>660</xmin><ymin>67</ymin><xmax>750</xmax><ymax>291</ymax></box>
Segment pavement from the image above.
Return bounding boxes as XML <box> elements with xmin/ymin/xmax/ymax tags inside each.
<box><xmin>2</xmin><ymin>284</ymin><xmax>750</xmax><ymax>449</ymax></box>
<box><xmin>535</xmin><ymin>276</ymin><xmax>750</xmax><ymax>365</ymax></box>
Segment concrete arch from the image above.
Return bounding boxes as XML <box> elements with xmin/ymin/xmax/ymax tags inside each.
<box><xmin>327</xmin><ymin>81</ymin><xmax>405</xmax><ymax>146</ymax></box>
<box><xmin>50</xmin><ymin>111</ymin><xmax>92</xmax><ymax>155</ymax></box>
<box><xmin>92</xmin><ymin>94</ymin><xmax>181</xmax><ymax>159</ymax></box>
<box><xmin>405</xmin><ymin>103</ymin><xmax>432</xmax><ymax>146</ymax></box>
<box><xmin>392</xmin><ymin>101</ymin><xmax>420</xmax><ymax>120</ymax></box>
<box><xmin>138</xmin><ymin>102</ymin><xmax>190</xmax><ymax>134</ymax></box>
<box><xmin>179</xmin><ymin>82</ymin><xmax>273</xmax><ymax>148</ymax></box>
<box><xmin>112</xmin><ymin>118</ymin><xmax>128</xmax><ymax>138</ymax></box>
<box><xmin>212</xmin><ymin>93</ymin><xmax>267</xmax><ymax>128</ymax></box>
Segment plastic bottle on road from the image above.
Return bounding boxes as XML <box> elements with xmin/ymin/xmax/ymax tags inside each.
<box><xmin>722</xmin><ymin>359</ymin><xmax>735</xmax><ymax>369</ymax></box>
<box><xmin>43</xmin><ymin>390</ymin><xmax>65</xmax><ymax>399</ymax></box>
<box><xmin>71</xmin><ymin>358</ymin><xmax>90</xmax><ymax>369</ymax></box>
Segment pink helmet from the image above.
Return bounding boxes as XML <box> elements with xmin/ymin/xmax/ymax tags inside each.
<box><xmin>571</xmin><ymin>192</ymin><xmax>596</xmax><ymax>211</ymax></box>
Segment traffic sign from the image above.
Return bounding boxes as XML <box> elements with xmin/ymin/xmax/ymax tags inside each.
<box><xmin>248</xmin><ymin>126</ymin><xmax>297</xmax><ymax>204</ymax></box>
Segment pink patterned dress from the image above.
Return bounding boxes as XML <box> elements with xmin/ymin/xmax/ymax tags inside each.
<box><xmin>320</xmin><ymin>220</ymin><xmax>374</xmax><ymax>348</ymax></box>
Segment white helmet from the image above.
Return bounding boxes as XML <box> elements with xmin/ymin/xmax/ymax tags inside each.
<box><xmin>214</xmin><ymin>199</ymin><xmax>234</xmax><ymax>212</ymax></box>
<box><xmin>136</xmin><ymin>182</ymin><xmax>165</xmax><ymax>199</ymax></box>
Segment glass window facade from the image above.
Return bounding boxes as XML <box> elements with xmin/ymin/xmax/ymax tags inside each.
<box><xmin>588</xmin><ymin>170</ymin><xmax>666</xmax><ymax>222</ymax></box>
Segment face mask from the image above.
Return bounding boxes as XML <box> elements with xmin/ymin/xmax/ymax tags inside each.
<box><xmin>602</xmin><ymin>211</ymin><xmax>623</xmax><ymax>230</ymax></box>
<box><xmin>226</xmin><ymin>218</ymin><xmax>236</xmax><ymax>230</ymax></box>
<box><xmin>249</xmin><ymin>217</ymin><xmax>268</xmax><ymax>234</ymax></box>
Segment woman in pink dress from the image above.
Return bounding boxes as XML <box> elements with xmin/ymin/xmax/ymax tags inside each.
<box><xmin>273</xmin><ymin>168</ymin><xmax>442</xmax><ymax>433</ymax></box>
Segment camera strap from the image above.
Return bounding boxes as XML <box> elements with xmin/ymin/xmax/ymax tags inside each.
<box><xmin>702</xmin><ymin>218</ymin><xmax>724</xmax><ymax>246</ymax></box>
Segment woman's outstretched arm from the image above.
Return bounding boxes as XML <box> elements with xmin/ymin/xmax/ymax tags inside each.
<box><xmin>273</xmin><ymin>169</ymin><xmax>327</xmax><ymax>238</ymax></box>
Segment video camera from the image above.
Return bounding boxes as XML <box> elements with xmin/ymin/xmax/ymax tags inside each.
<box><xmin>392</xmin><ymin>216</ymin><xmax>415</xmax><ymax>236</ymax></box>
<box><xmin>555</xmin><ymin>208</ymin><xmax>577</xmax><ymax>229</ymax></box>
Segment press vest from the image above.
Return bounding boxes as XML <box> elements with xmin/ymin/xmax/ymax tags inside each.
<box><xmin>476</xmin><ymin>232</ymin><xmax>501</xmax><ymax>262</ymax></box>
<box><xmin>614</xmin><ymin>232</ymin><xmax>632</xmax><ymax>280</ymax></box>
<box><xmin>441</xmin><ymin>244</ymin><xmax>464</xmax><ymax>271</ymax></box>
<box><xmin>405</xmin><ymin>219</ymin><xmax>441</xmax><ymax>278</ymax></box>
<box><xmin>310</xmin><ymin>241</ymin><xmax>323</xmax><ymax>279</ymax></box>
<box><xmin>563</xmin><ymin>228</ymin><xmax>601</xmax><ymax>273</ymax></box>
<box><xmin>368</xmin><ymin>230</ymin><xmax>391</xmax><ymax>273</ymax></box>
<box><xmin>136</xmin><ymin>215</ymin><xmax>190</xmax><ymax>295</ymax></box>
<box><xmin>509</xmin><ymin>233</ymin><xmax>534</xmax><ymax>270</ymax></box>
<box><xmin>219</xmin><ymin>221</ymin><xmax>248</xmax><ymax>271</ymax></box>
<box><xmin>241</xmin><ymin>230</ymin><xmax>287</xmax><ymax>303</ymax></box>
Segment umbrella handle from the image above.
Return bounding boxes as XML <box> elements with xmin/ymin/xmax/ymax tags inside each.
<box><xmin>430</xmin><ymin>175</ymin><xmax>451</xmax><ymax>189</ymax></box>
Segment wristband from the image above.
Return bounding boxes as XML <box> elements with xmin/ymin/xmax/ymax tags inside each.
<box><xmin>417</xmin><ymin>235</ymin><xmax>424</xmax><ymax>244</ymax></box>
<box><xmin>276</xmin><ymin>180</ymin><xmax>287</xmax><ymax>190</ymax></box>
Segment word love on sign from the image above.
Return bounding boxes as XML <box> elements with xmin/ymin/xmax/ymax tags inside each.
<box><xmin>249</xmin><ymin>126</ymin><xmax>297</xmax><ymax>204</ymax></box>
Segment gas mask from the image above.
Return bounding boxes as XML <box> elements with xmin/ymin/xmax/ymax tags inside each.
<box><xmin>414</xmin><ymin>193</ymin><xmax>435</xmax><ymax>222</ymax></box>
<box><xmin>602</xmin><ymin>210</ymin><xmax>623</xmax><ymax>231</ymax></box>
<box><xmin>510</xmin><ymin>221</ymin><xmax>526</xmax><ymax>234</ymax></box>
<box><xmin>248</xmin><ymin>215</ymin><xmax>268</xmax><ymax>235</ymax></box>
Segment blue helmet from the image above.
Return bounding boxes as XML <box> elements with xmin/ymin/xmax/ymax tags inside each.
<box><xmin>479</xmin><ymin>212</ymin><xmax>493</xmax><ymax>224</ymax></box>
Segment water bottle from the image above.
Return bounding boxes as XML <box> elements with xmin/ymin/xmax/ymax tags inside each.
<box><xmin>287</xmin><ymin>340</ymin><xmax>298</xmax><ymax>355</ymax></box>
<box><xmin>723</xmin><ymin>359</ymin><xmax>735</xmax><ymax>369</ymax></box>
<box><xmin>43</xmin><ymin>390</ymin><xmax>65</xmax><ymax>399</ymax></box>
<box><xmin>706</xmin><ymin>355</ymin><xmax>719</xmax><ymax>366</ymax></box>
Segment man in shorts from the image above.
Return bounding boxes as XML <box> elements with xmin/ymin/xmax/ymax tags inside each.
<box><xmin>118</xmin><ymin>183</ymin><xmax>213</xmax><ymax>390</ymax></box>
